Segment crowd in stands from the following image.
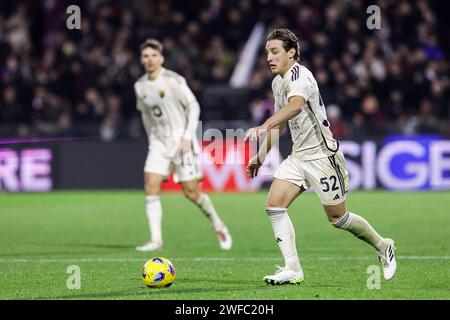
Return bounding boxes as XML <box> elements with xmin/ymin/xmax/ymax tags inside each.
<box><xmin>0</xmin><ymin>0</ymin><xmax>449</xmax><ymax>140</ymax></box>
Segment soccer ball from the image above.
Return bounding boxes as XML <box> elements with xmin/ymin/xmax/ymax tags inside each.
<box><xmin>141</xmin><ymin>257</ymin><xmax>176</xmax><ymax>288</ymax></box>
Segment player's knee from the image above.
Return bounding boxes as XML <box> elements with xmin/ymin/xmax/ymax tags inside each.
<box><xmin>327</xmin><ymin>214</ymin><xmax>342</xmax><ymax>223</ymax></box>
<box><xmin>324</xmin><ymin>202</ymin><xmax>347</xmax><ymax>223</ymax></box>
<box><xmin>144</xmin><ymin>181</ymin><xmax>160</xmax><ymax>195</ymax></box>
<box><xmin>326</xmin><ymin>210</ymin><xmax>345</xmax><ymax>223</ymax></box>
<box><xmin>183</xmin><ymin>187</ymin><xmax>199</xmax><ymax>202</ymax></box>
<box><xmin>265</xmin><ymin>198</ymin><xmax>282</xmax><ymax>209</ymax></box>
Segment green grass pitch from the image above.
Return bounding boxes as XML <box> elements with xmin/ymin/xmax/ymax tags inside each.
<box><xmin>0</xmin><ymin>190</ymin><xmax>449</xmax><ymax>300</ymax></box>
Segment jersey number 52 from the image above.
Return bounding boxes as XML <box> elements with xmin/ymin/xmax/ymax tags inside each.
<box><xmin>320</xmin><ymin>176</ymin><xmax>339</xmax><ymax>192</ymax></box>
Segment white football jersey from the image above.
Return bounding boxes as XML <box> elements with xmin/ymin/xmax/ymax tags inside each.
<box><xmin>272</xmin><ymin>62</ymin><xmax>339</xmax><ymax>160</ymax></box>
<box><xmin>134</xmin><ymin>68</ymin><xmax>200</xmax><ymax>157</ymax></box>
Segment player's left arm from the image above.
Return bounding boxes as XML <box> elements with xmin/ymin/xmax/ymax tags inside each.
<box><xmin>246</xmin><ymin>96</ymin><xmax>305</xmax><ymax>141</ymax></box>
<box><xmin>183</xmin><ymin>100</ymin><xmax>200</xmax><ymax>141</ymax></box>
<box><xmin>177</xmin><ymin>78</ymin><xmax>200</xmax><ymax>153</ymax></box>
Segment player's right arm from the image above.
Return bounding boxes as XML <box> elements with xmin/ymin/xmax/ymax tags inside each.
<box><xmin>140</xmin><ymin>111</ymin><xmax>153</xmax><ymax>140</ymax></box>
<box><xmin>176</xmin><ymin>77</ymin><xmax>200</xmax><ymax>154</ymax></box>
<box><xmin>135</xmin><ymin>83</ymin><xmax>152</xmax><ymax>140</ymax></box>
<box><xmin>246</xmin><ymin>122</ymin><xmax>286</xmax><ymax>178</ymax></box>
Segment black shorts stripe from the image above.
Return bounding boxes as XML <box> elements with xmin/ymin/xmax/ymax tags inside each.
<box><xmin>328</xmin><ymin>156</ymin><xmax>345</xmax><ymax>198</ymax></box>
<box><xmin>331</xmin><ymin>156</ymin><xmax>345</xmax><ymax>194</ymax></box>
<box><xmin>328</xmin><ymin>156</ymin><xmax>343</xmax><ymax>195</ymax></box>
<box><xmin>334</xmin><ymin>157</ymin><xmax>346</xmax><ymax>196</ymax></box>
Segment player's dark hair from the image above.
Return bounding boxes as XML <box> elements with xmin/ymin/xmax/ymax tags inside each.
<box><xmin>266</xmin><ymin>28</ymin><xmax>300</xmax><ymax>61</ymax></box>
<box><xmin>140</xmin><ymin>39</ymin><xmax>163</xmax><ymax>54</ymax></box>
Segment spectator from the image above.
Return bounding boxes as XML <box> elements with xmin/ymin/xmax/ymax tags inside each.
<box><xmin>33</xmin><ymin>91</ymin><xmax>71</xmax><ymax>137</ymax></box>
<box><xmin>0</xmin><ymin>0</ymin><xmax>448</xmax><ymax>140</ymax></box>
<box><xmin>0</xmin><ymin>86</ymin><xmax>27</xmax><ymax>137</ymax></box>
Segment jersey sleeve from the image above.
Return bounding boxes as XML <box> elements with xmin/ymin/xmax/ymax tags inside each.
<box><xmin>140</xmin><ymin>110</ymin><xmax>152</xmax><ymax>139</ymax></box>
<box><xmin>134</xmin><ymin>83</ymin><xmax>145</xmax><ymax>112</ymax></box>
<box><xmin>287</xmin><ymin>75</ymin><xmax>313</xmax><ymax>101</ymax></box>
<box><xmin>170</xmin><ymin>76</ymin><xmax>200</xmax><ymax>140</ymax></box>
<box><xmin>171</xmin><ymin>76</ymin><xmax>197</xmax><ymax>107</ymax></box>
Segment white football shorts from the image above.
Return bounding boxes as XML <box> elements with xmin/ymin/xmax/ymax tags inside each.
<box><xmin>273</xmin><ymin>151</ymin><xmax>349</xmax><ymax>205</ymax></box>
<box><xmin>144</xmin><ymin>140</ymin><xmax>202</xmax><ymax>183</ymax></box>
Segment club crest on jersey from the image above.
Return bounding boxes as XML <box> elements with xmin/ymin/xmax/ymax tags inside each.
<box><xmin>159</xmin><ymin>90</ymin><xmax>165</xmax><ymax>98</ymax></box>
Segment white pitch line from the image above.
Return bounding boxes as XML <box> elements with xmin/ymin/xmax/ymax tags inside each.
<box><xmin>0</xmin><ymin>256</ymin><xmax>449</xmax><ymax>264</ymax></box>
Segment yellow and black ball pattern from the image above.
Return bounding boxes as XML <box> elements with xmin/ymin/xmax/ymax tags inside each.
<box><xmin>141</xmin><ymin>257</ymin><xmax>176</xmax><ymax>288</ymax></box>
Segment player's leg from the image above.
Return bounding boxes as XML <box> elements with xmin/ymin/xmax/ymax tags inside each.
<box><xmin>174</xmin><ymin>151</ymin><xmax>232</xmax><ymax>250</ymax></box>
<box><xmin>136</xmin><ymin>172</ymin><xmax>165</xmax><ymax>251</ymax></box>
<box><xmin>180</xmin><ymin>179</ymin><xmax>232</xmax><ymax>250</ymax></box>
<box><xmin>136</xmin><ymin>149</ymin><xmax>170</xmax><ymax>251</ymax></box>
<box><xmin>324</xmin><ymin>200</ymin><xmax>389</xmax><ymax>252</ymax></box>
<box><xmin>263</xmin><ymin>171</ymin><xmax>306</xmax><ymax>284</ymax></box>
<box><xmin>324</xmin><ymin>200</ymin><xmax>387</xmax><ymax>252</ymax></box>
<box><xmin>308</xmin><ymin>152</ymin><xmax>396</xmax><ymax>280</ymax></box>
<box><xmin>180</xmin><ymin>179</ymin><xmax>220</xmax><ymax>229</ymax></box>
<box><xmin>324</xmin><ymin>201</ymin><xmax>396</xmax><ymax>280</ymax></box>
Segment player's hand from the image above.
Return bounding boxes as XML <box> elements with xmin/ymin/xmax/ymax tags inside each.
<box><xmin>246</xmin><ymin>156</ymin><xmax>262</xmax><ymax>178</ymax></box>
<box><xmin>181</xmin><ymin>138</ymin><xmax>192</xmax><ymax>155</ymax></box>
<box><xmin>245</xmin><ymin>126</ymin><xmax>267</xmax><ymax>141</ymax></box>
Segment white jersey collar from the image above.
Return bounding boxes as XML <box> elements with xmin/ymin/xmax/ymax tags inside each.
<box><xmin>148</xmin><ymin>67</ymin><xmax>165</xmax><ymax>81</ymax></box>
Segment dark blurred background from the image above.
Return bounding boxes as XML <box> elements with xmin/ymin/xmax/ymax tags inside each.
<box><xmin>1</xmin><ymin>0</ymin><xmax>449</xmax><ymax>141</ymax></box>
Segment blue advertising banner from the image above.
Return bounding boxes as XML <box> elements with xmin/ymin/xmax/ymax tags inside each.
<box><xmin>342</xmin><ymin>136</ymin><xmax>450</xmax><ymax>191</ymax></box>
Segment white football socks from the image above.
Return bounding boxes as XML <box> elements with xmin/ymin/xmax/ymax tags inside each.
<box><xmin>196</xmin><ymin>193</ymin><xmax>223</xmax><ymax>230</ymax></box>
<box><xmin>266</xmin><ymin>207</ymin><xmax>303</xmax><ymax>273</ymax></box>
<box><xmin>332</xmin><ymin>212</ymin><xmax>388</xmax><ymax>253</ymax></box>
<box><xmin>146</xmin><ymin>195</ymin><xmax>163</xmax><ymax>244</ymax></box>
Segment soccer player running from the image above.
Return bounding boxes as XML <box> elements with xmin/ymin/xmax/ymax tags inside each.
<box><xmin>246</xmin><ymin>29</ymin><xmax>396</xmax><ymax>284</ymax></box>
<box><xmin>134</xmin><ymin>39</ymin><xmax>232</xmax><ymax>251</ymax></box>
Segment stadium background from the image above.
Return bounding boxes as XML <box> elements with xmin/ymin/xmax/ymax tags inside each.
<box><xmin>1</xmin><ymin>0</ymin><xmax>449</xmax><ymax>192</ymax></box>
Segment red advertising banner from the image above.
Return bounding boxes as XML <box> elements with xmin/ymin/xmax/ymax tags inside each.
<box><xmin>161</xmin><ymin>140</ymin><xmax>282</xmax><ymax>192</ymax></box>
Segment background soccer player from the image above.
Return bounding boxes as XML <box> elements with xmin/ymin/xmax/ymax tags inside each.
<box><xmin>134</xmin><ymin>39</ymin><xmax>232</xmax><ymax>251</ymax></box>
<box><xmin>246</xmin><ymin>29</ymin><xmax>396</xmax><ymax>284</ymax></box>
